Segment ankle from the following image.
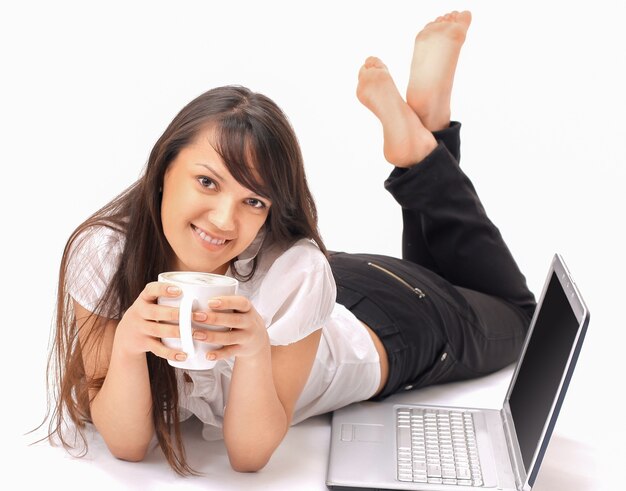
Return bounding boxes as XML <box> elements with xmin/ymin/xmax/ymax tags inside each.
<box><xmin>384</xmin><ymin>127</ymin><xmax>437</xmax><ymax>168</ymax></box>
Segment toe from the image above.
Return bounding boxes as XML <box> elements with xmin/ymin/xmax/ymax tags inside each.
<box><xmin>364</xmin><ymin>56</ymin><xmax>386</xmax><ymax>69</ymax></box>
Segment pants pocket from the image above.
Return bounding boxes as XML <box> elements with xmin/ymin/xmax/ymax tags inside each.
<box><xmin>410</xmin><ymin>343</ymin><xmax>477</xmax><ymax>389</ymax></box>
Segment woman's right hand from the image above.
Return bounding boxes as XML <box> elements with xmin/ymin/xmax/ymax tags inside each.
<box><xmin>113</xmin><ymin>281</ymin><xmax>192</xmax><ymax>362</ymax></box>
<box><xmin>75</xmin><ymin>281</ymin><xmax>188</xmax><ymax>459</ymax></box>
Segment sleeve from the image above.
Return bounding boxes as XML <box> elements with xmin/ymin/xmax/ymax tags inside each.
<box><xmin>254</xmin><ymin>240</ymin><xmax>337</xmax><ymax>346</ymax></box>
<box><xmin>65</xmin><ymin>225</ymin><xmax>124</xmax><ymax>316</ymax></box>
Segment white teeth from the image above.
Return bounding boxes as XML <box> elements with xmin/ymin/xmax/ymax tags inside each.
<box><xmin>194</xmin><ymin>226</ymin><xmax>227</xmax><ymax>245</ymax></box>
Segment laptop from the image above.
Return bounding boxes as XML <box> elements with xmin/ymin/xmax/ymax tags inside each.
<box><xmin>326</xmin><ymin>253</ymin><xmax>589</xmax><ymax>491</ymax></box>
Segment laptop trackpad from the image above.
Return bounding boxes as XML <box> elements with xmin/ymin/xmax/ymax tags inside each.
<box><xmin>341</xmin><ymin>423</ymin><xmax>384</xmax><ymax>442</ymax></box>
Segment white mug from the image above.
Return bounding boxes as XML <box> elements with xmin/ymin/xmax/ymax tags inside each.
<box><xmin>157</xmin><ymin>271</ymin><xmax>238</xmax><ymax>370</ymax></box>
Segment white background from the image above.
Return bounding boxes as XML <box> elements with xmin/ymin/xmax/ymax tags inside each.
<box><xmin>1</xmin><ymin>1</ymin><xmax>624</xmax><ymax>489</ymax></box>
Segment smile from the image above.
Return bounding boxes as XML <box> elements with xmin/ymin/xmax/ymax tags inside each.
<box><xmin>191</xmin><ymin>225</ymin><xmax>229</xmax><ymax>245</ymax></box>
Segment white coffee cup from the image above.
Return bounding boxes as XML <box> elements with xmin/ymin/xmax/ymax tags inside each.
<box><xmin>157</xmin><ymin>271</ymin><xmax>238</xmax><ymax>370</ymax></box>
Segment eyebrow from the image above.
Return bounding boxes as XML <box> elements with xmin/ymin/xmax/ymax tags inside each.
<box><xmin>194</xmin><ymin>163</ymin><xmax>224</xmax><ymax>182</ymax></box>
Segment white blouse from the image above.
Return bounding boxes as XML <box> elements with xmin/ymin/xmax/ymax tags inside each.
<box><xmin>67</xmin><ymin>226</ymin><xmax>380</xmax><ymax>440</ymax></box>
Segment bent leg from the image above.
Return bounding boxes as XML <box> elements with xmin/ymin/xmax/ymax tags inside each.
<box><xmin>399</xmin><ymin>121</ymin><xmax>461</xmax><ymax>274</ymax></box>
<box><xmin>385</xmin><ymin>144</ymin><xmax>536</xmax><ymax>319</ymax></box>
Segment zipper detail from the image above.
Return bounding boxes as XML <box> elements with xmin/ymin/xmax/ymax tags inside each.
<box><xmin>367</xmin><ymin>261</ymin><xmax>426</xmax><ymax>298</ymax></box>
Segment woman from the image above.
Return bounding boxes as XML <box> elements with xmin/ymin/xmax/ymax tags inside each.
<box><xmin>45</xmin><ymin>10</ymin><xmax>535</xmax><ymax>475</ymax></box>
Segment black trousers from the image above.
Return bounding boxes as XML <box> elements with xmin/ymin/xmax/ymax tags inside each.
<box><xmin>329</xmin><ymin>122</ymin><xmax>536</xmax><ymax>399</ymax></box>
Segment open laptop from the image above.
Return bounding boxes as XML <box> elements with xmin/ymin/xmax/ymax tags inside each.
<box><xmin>326</xmin><ymin>253</ymin><xmax>589</xmax><ymax>491</ymax></box>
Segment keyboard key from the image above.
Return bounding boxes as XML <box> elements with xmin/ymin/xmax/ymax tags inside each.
<box><xmin>397</xmin><ymin>472</ymin><xmax>412</xmax><ymax>482</ymax></box>
<box><xmin>427</xmin><ymin>463</ymin><xmax>442</xmax><ymax>477</ymax></box>
<box><xmin>442</xmin><ymin>467</ymin><xmax>457</xmax><ymax>479</ymax></box>
<box><xmin>397</xmin><ymin>425</ymin><xmax>411</xmax><ymax>450</ymax></box>
<box><xmin>413</xmin><ymin>472</ymin><xmax>428</xmax><ymax>483</ymax></box>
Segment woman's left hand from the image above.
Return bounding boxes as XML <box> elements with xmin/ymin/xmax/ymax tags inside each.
<box><xmin>192</xmin><ymin>296</ymin><xmax>269</xmax><ymax>361</ymax></box>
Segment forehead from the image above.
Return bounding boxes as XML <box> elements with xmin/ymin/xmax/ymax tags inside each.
<box><xmin>172</xmin><ymin>127</ymin><xmax>268</xmax><ymax>195</ymax></box>
<box><xmin>197</xmin><ymin>125</ymin><xmax>267</xmax><ymax>189</ymax></box>
<box><xmin>187</xmin><ymin>127</ymin><xmax>220</xmax><ymax>156</ymax></box>
<box><xmin>171</xmin><ymin>134</ymin><xmax>226</xmax><ymax>174</ymax></box>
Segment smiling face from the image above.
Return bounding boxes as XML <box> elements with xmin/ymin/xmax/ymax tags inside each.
<box><xmin>160</xmin><ymin>128</ymin><xmax>272</xmax><ymax>275</ymax></box>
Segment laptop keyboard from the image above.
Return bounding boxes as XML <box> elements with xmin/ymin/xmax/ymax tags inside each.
<box><xmin>396</xmin><ymin>408</ymin><xmax>484</xmax><ymax>486</ymax></box>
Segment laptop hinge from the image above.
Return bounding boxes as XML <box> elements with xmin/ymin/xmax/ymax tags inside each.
<box><xmin>500</xmin><ymin>403</ymin><xmax>528</xmax><ymax>490</ymax></box>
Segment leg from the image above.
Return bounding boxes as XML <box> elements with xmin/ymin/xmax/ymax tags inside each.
<box><xmin>399</xmin><ymin>122</ymin><xmax>462</xmax><ymax>276</ymax></box>
<box><xmin>406</xmin><ymin>10</ymin><xmax>472</xmax><ymax>134</ymax></box>
<box><xmin>356</xmin><ymin>10</ymin><xmax>471</xmax><ymax>162</ymax></box>
<box><xmin>356</xmin><ymin>57</ymin><xmax>437</xmax><ymax>167</ymax></box>
<box><xmin>400</xmin><ymin>11</ymin><xmax>470</xmax><ymax>271</ymax></box>
<box><xmin>358</xmin><ymin>12</ymin><xmax>469</xmax><ymax>270</ymax></box>
<box><xmin>343</xmin><ymin>11</ymin><xmax>535</xmax><ymax>398</ymax></box>
<box><xmin>356</xmin><ymin>9</ymin><xmax>533</xmax><ymax>313</ymax></box>
<box><xmin>385</xmin><ymin>145</ymin><xmax>536</xmax><ymax>318</ymax></box>
<box><xmin>331</xmin><ymin>250</ymin><xmax>532</xmax><ymax>399</ymax></box>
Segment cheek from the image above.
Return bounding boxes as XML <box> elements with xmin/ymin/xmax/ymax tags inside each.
<box><xmin>240</xmin><ymin>214</ymin><xmax>268</xmax><ymax>243</ymax></box>
<box><xmin>162</xmin><ymin>180</ymin><xmax>195</xmax><ymax>218</ymax></box>
<box><xmin>161</xmin><ymin>188</ymin><xmax>191</xmax><ymax>239</ymax></box>
<box><xmin>160</xmin><ymin>192</ymin><xmax>174</xmax><ymax>230</ymax></box>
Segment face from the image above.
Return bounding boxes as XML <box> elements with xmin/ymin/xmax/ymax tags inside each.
<box><xmin>160</xmin><ymin>129</ymin><xmax>272</xmax><ymax>275</ymax></box>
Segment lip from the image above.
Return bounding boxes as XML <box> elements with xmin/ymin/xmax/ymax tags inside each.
<box><xmin>191</xmin><ymin>224</ymin><xmax>232</xmax><ymax>250</ymax></box>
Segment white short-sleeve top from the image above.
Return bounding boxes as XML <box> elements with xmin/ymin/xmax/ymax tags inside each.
<box><xmin>67</xmin><ymin>226</ymin><xmax>380</xmax><ymax>440</ymax></box>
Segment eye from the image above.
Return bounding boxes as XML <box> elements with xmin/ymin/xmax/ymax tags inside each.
<box><xmin>245</xmin><ymin>198</ymin><xmax>267</xmax><ymax>209</ymax></box>
<box><xmin>197</xmin><ymin>176</ymin><xmax>216</xmax><ymax>190</ymax></box>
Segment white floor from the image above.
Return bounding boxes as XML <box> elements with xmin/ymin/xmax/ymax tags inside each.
<box><xmin>12</xmin><ymin>362</ymin><xmax>615</xmax><ymax>490</ymax></box>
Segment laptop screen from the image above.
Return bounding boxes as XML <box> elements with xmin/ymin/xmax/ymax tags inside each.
<box><xmin>508</xmin><ymin>271</ymin><xmax>580</xmax><ymax>472</ymax></box>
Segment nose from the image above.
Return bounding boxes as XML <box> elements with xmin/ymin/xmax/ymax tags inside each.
<box><xmin>208</xmin><ymin>196</ymin><xmax>237</xmax><ymax>234</ymax></box>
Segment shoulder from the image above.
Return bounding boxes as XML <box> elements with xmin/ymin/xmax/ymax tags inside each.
<box><xmin>254</xmin><ymin>238</ymin><xmax>333</xmax><ymax>294</ymax></box>
<box><xmin>70</xmin><ymin>223</ymin><xmax>126</xmax><ymax>258</ymax></box>
<box><xmin>250</xmin><ymin>238</ymin><xmax>336</xmax><ymax>346</ymax></box>
<box><xmin>268</xmin><ymin>238</ymin><xmax>329</xmax><ymax>274</ymax></box>
<box><xmin>66</xmin><ymin>224</ymin><xmax>126</xmax><ymax>313</ymax></box>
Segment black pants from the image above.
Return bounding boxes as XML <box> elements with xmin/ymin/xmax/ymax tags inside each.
<box><xmin>329</xmin><ymin>122</ymin><xmax>536</xmax><ymax>399</ymax></box>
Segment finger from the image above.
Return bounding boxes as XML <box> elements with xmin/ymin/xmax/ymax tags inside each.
<box><xmin>137</xmin><ymin>303</ymin><xmax>181</xmax><ymax>323</ymax></box>
<box><xmin>140</xmin><ymin>281</ymin><xmax>181</xmax><ymax>303</ymax></box>
<box><xmin>146</xmin><ymin>338</ymin><xmax>188</xmax><ymax>363</ymax></box>
<box><xmin>206</xmin><ymin>344</ymin><xmax>239</xmax><ymax>362</ymax></box>
<box><xmin>208</xmin><ymin>295</ymin><xmax>252</xmax><ymax>313</ymax></box>
<box><xmin>144</xmin><ymin>320</ymin><xmax>181</xmax><ymax>339</ymax></box>
<box><xmin>192</xmin><ymin>327</ymin><xmax>240</xmax><ymax>346</ymax></box>
<box><xmin>201</xmin><ymin>310</ymin><xmax>247</xmax><ymax>330</ymax></box>
<box><xmin>142</xmin><ymin>315</ymin><xmax>208</xmax><ymax>340</ymax></box>
<box><xmin>137</xmin><ymin>303</ymin><xmax>208</xmax><ymax>324</ymax></box>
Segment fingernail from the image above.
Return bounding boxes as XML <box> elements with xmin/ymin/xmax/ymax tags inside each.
<box><xmin>167</xmin><ymin>286</ymin><xmax>181</xmax><ymax>295</ymax></box>
<box><xmin>193</xmin><ymin>331</ymin><xmax>207</xmax><ymax>340</ymax></box>
<box><xmin>175</xmin><ymin>353</ymin><xmax>187</xmax><ymax>361</ymax></box>
<box><xmin>193</xmin><ymin>312</ymin><xmax>207</xmax><ymax>322</ymax></box>
<box><xmin>208</xmin><ymin>298</ymin><xmax>221</xmax><ymax>308</ymax></box>
<box><xmin>207</xmin><ymin>353</ymin><xmax>217</xmax><ymax>361</ymax></box>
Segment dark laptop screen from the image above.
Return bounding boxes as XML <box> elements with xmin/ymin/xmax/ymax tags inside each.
<box><xmin>508</xmin><ymin>271</ymin><xmax>580</xmax><ymax>471</ymax></box>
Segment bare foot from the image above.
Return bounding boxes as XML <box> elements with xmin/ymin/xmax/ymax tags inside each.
<box><xmin>406</xmin><ymin>10</ymin><xmax>472</xmax><ymax>132</ymax></box>
<box><xmin>356</xmin><ymin>56</ymin><xmax>436</xmax><ymax>167</ymax></box>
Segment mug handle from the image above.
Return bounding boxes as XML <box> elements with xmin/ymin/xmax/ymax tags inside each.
<box><xmin>179</xmin><ymin>294</ymin><xmax>196</xmax><ymax>357</ymax></box>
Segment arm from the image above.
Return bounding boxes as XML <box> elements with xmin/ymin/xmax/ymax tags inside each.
<box><xmin>225</xmin><ymin>329</ymin><xmax>322</xmax><ymax>472</ymax></box>
<box><xmin>194</xmin><ymin>296</ymin><xmax>322</xmax><ymax>472</ymax></box>
<box><xmin>76</xmin><ymin>301</ymin><xmax>153</xmax><ymax>461</ymax></box>
<box><xmin>75</xmin><ymin>282</ymin><xmax>190</xmax><ymax>461</ymax></box>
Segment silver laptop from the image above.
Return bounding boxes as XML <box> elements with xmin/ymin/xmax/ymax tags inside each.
<box><xmin>326</xmin><ymin>253</ymin><xmax>589</xmax><ymax>491</ymax></box>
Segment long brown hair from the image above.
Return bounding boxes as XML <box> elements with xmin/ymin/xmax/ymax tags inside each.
<box><xmin>44</xmin><ymin>85</ymin><xmax>327</xmax><ymax>475</ymax></box>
